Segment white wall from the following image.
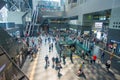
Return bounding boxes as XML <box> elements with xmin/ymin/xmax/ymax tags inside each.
<box><xmin>66</xmin><ymin>0</ymin><xmax>113</xmax><ymax>16</ymax></box>
<box><xmin>7</xmin><ymin>11</ymin><xmax>25</xmax><ymax>24</ymax></box>
<box><xmin>66</xmin><ymin>0</ymin><xmax>120</xmax><ymax>25</ymax></box>
<box><xmin>109</xmin><ymin>7</ymin><xmax>120</xmax><ymax>30</ymax></box>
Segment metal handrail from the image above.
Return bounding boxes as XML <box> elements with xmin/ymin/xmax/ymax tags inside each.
<box><xmin>31</xmin><ymin>10</ymin><xmax>37</xmax><ymax>36</ymax></box>
<box><xmin>0</xmin><ymin>46</ymin><xmax>29</xmax><ymax>80</ymax></box>
<box><xmin>27</xmin><ymin>10</ymin><xmax>35</xmax><ymax>36</ymax></box>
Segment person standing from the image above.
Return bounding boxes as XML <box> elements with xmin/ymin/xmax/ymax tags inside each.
<box><xmin>81</xmin><ymin>50</ymin><xmax>85</xmax><ymax>59</ymax></box>
<box><xmin>55</xmin><ymin>56</ymin><xmax>59</xmax><ymax>68</ymax></box>
<box><xmin>45</xmin><ymin>38</ymin><xmax>47</xmax><ymax>44</ymax></box>
<box><xmin>30</xmin><ymin>49</ymin><xmax>34</xmax><ymax>62</ymax></box>
<box><xmin>32</xmin><ymin>38</ymin><xmax>34</xmax><ymax>45</ymax></box>
<box><xmin>51</xmin><ymin>42</ymin><xmax>53</xmax><ymax>51</ymax></box>
<box><xmin>92</xmin><ymin>55</ymin><xmax>97</xmax><ymax>64</ymax></box>
<box><xmin>113</xmin><ymin>46</ymin><xmax>116</xmax><ymax>53</ymax></box>
<box><xmin>101</xmin><ymin>51</ymin><xmax>105</xmax><ymax>62</ymax></box>
<box><xmin>49</xmin><ymin>43</ymin><xmax>51</xmax><ymax>52</ymax></box>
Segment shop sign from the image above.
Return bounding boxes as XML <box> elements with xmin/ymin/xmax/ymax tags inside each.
<box><xmin>95</xmin><ymin>22</ymin><xmax>103</xmax><ymax>28</ymax></box>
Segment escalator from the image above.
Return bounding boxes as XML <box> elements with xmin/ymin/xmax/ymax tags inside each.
<box><xmin>0</xmin><ymin>46</ymin><xmax>29</xmax><ymax>80</ymax></box>
<box><xmin>26</xmin><ymin>10</ymin><xmax>36</xmax><ymax>36</ymax></box>
<box><xmin>30</xmin><ymin>9</ymin><xmax>39</xmax><ymax>36</ymax></box>
<box><xmin>25</xmin><ymin>8</ymin><xmax>46</xmax><ymax>37</ymax></box>
<box><xmin>26</xmin><ymin>9</ymin><xmax>38</xmax><ymax>36</ymax></box>
<box><xmin>24</xmin><ymin>10</ymin><xmax>34</xmax><ymax>37</ymax></box>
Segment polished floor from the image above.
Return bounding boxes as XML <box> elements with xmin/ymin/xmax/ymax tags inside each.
<box><xmin>22</xmin><ymin>36</ymin><xmax>120</xmax><ymax>80</ymax></box>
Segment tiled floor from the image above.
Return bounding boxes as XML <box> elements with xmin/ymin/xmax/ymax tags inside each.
<box><xmin>22</xmin><ymin>36</ymin><xmax>120</xmax><ymax>80</ymax></box>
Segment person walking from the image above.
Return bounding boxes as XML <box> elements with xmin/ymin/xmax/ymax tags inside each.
<box><xmin>55</xmin><ymin>56</ymin><xmax>59</xmax><ymax>65</ymax></box>
<box><xmin>70</xmin><ymin>53</ymin><xmax>73</xmax><ymax>63</ymax></box>
<box><xmin>106</xmin><ymin>59</ymin><xmax>111</xmax><ymax>71</ymax></box>
<box><xmin>45</xmin><ymin>55</ymin><xmax>49</xmax><ymax>66</ymax></box>
<box><xmin>63</xmin><ymin>54</ymin><xmax>66</xmax><ymax>65</ymax></box>
<box><xmin>57</xmin><ymin>62</ymin><xmax>62</xmax><ymax>74</ymax></box>
<box><xmin>52</xmin><ymin>57</ymin><xmax>55</xmax><ymax>68</ymax></box>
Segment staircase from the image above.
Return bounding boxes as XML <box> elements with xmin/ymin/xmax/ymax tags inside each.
<box><xmin>0</xmin><ymin>46</ymin><xmax>29</xmax><ymax>80</ymax></box>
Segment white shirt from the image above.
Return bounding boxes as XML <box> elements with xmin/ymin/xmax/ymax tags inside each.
<box><xmin>107</xmin><ymin>60</ymin><xmax>111</xmax><ymax>65</ymax></box>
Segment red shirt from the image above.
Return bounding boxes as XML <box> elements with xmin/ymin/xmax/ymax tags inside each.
<box><xmin>93</xmin><ymin>55</ymin><xmax>97</xmax><ymax>60</ymax></box>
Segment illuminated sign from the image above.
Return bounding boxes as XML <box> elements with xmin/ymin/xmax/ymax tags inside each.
<box><xmin>95</xmin><ymin>22</ymin><xmax>103</xmax><ymax>28</ymax></box>
<box><xmin>69</xmin><ymin>20</ymin><xmax>78</xmax><ymax>25</ymax></box>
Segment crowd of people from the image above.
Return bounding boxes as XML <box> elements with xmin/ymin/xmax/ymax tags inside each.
<box><xmin>23</xmin><ymin>31</ymin><xmax>113</xmax><ymax>77</ymax></box>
